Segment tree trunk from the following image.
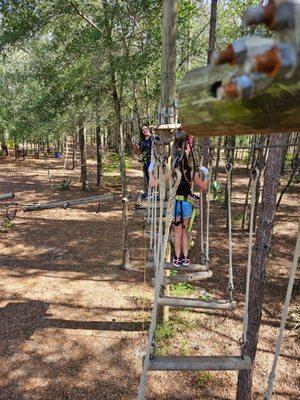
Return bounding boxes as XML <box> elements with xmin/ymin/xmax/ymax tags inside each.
<box><xmin>207</xmin><ymin>0</ymin><xmax>218</xmax><ymax>64</ymax></box>
<box><xmin>96</xmin><ymin>125</ymin><xmax>102</xmax><ymax>187</ymax></box>
<box><xmin>78</xmin><ymin>119</ymin><xmax>88</xmax><ymax>191</ymax></box>
<box><xmin>251</xmin><ymin>134</ymin><xmax>268</xmax><ymax>232</ymax></box>
<box><xmin>213</xmin><ymin>136</ymin><xmax>222</xmax><ymax>181</ymax></box>
<box><xmin>195</xmin><ymin>136</ymin><xmax>209</xmax><ymax>264</ymax></box>
<box><xmin>236</xmin><ymin>133</ymin><xmax>288</xmax><ymax>400</ymax></box>
<box><xmin>280</xmin><ymin>134</ymin><xmax>290</xmax><ymax>174</ymax></box>
<box><xmin>157</xmin><ymin>0</ymin><xmax>178</xmax><ymax>323</ymax></box>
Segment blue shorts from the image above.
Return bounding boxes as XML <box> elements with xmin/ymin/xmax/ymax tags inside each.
<box><xmin>174</xmin><ymin>200</ymin><xmax>193</xmax><ymax>220</ymax></box>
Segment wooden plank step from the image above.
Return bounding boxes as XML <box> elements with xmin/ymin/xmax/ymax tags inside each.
<box><xmin>147</xmin><ymin>262</ymin><xmax>207</xmax><ymax>272</ymax></box>
<box><xmin>135</xmin><ymin>202</ymin><xmax>169</xmax><ymax>210</ymax></box>
<box><xmin>147</xmin><ymin>355</ymin><xmax>251</xmax><ymax>371</ymax></box>
<box><xmin>158</xmin><ymin>296</ymin><xmax>237</xmax><ymax>311</ymax></box>
<box><xmin>134</xmin><ymin>208</ymin><xmax>167</xmax><ymax>217</ymax></box>
<box><xmin>162</xmin><ymin>270</ymin><xmax>213</xmax><ymax>285</ymax></box>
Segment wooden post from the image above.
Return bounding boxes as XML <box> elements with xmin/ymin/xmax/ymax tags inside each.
<box><xmin>207</xmin><ymin>0</ymin><xmax>218</xmax><ymax>64</ymax></box>
<box><xmin>78</xmin><ymin>118</ymin><xmax>88</xmax><ymax>191</ymax></box>
<box><xmin>96</xmin><ymin>125</ymin><xmax>102</xmax><ymax>187</ymax></box>
<box><xmin>160</xmin><ymin>0</ymin><xmax>178</xmax><ymax>123</ymax></box>
<box><xmin>236</xmin><ymin>133</ymin><xmax>288</xmax><ymax>400</ymax></box>
<box><xmin>158</xmin><ymin>0</ymin><xmax>178</xmax><ymax>324</ymax></box>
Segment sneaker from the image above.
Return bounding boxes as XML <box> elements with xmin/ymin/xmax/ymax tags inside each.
<box><xmin>173</xmin><ymin>256</ymin><xmax>181</xmax><ymax>267</ymax></box>
<box><xmin>181</xmin><ymin>256</ymin><xmax>190</xmax><ymax>267</ymax></box>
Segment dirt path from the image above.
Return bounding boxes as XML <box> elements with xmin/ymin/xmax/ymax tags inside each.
<box><xmin>0</xmin><ymin>155</ymin><xmax>299</xmax><ymax>400</ymax></box>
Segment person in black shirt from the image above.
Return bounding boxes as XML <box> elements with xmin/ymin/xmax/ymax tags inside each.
<box><xmin>149</xmin><ymin>133</ymin><xmax>209</xmax><ymax>267</ymax></box>
<box><xmin>132</xmin><ymin>124</ymin><xmax>153</xmax><ymax>198</ymax></box>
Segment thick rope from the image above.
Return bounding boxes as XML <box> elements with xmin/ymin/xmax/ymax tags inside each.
<box><xmin>242</xmin><ymin>166</ymin><xmax>260</xmax><ymax>346</ymax></box>
<box><xmin>199</xmin><ymin>154</ymin><xmax>205</xmax><ymax>263</ymax></box>
<box><xmin>226</xmin><ymin>162</ymin><xmax>234</xmax><ymax>297</ymax></box>
<box><xmin>137</xmin><ymin>167</ymin><xmax>181</xmax><ymax>400</ymax></box>
<box><xmin>263</xmin><ymin>220</ymin><xmax>300</xmax><ymax>400</ymax></box>
<box><xmin>205</xmin><ymin>155</ymin><xmax>213</xmax><ymax>268</ymax></box>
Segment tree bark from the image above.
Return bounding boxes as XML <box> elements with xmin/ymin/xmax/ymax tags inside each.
<box><xmin>236</xmin><ymin>133</ymin><xmax>288</xmax><ymax>400</ymax></box>
<box><xmin>78</xmin><ymin>119</ymin><xmax>88</xmax><ymax>191</ymax></box>
<box><xmin>207</xmin><ymin>0</ymin><xmax>218</xmax><ymax>64</ymax></box>
<box><xmin>160</xmin><ymin>0</ymin><xmax>178</xmax><ymax>122</ymax></box>
<box><xmin>251</xmin><ymin>134</ymin><xmax>268</xmax><ymax>232</ymax></box>
<box><xmin>96</xmin><ymin>125</ymin><xmax>102</xmax><ymax>187</ymax></box>
<box><xmin>157</xmin><ymin>0</ymin><xmax>178</xmax><ymax>323</ymax></box>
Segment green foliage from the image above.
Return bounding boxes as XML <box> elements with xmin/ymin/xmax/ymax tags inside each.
<box><xmin>2</xmin><ymin>220</ymin><xmax>14</xmax><ymax>229</ymax></box>
<box><xmin>198</xmin><ymin>291</ymin><xmax>212</xmax><ymax>301</ymax></box>
<box><xmin>171</xmin><ymin>282</ymin><xmax>196</xmax><ymax>296</ymax></box>
<box><xmin>196</xmin><ymin>371</ymin><xmax>213</xmax><ymax>387</ymax></box>
<box><xmin>0</xmin><ymin>0</ymin><xmax>266</xmax><ymax>154</ymax></box>
<box><xmin>59</xmin><ymin>178</ymin><xmax>71</xmax><ymax>191</ymax></box>
<box><xmin>103</xmin><ymin>153</ymin><xmax>131</xmax><ymax>173</ymax></box>
<box><xmin>211</xmin><ymin>180</ymin><xmax>223</xmax><ymax>202</ymax></box>
<box><xmin>155</xmin><ymin>314</ymin><xmax>198</xmax><ymax>356</ymax></box>
<box><xmin>178</xmin><ymin>339</ymin><xmax>190</xmax><ymax>356</ymax></box>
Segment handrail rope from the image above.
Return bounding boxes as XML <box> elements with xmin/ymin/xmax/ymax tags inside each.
<box><xmin>199</xmin><ymin>153</ymin><xmax>205</xmax><ymax>264</ymax></box>
<box><xmin>137</xmin><ymin>166</ymin><xmax>181</xmax><ymax>400</ymax></box>
<box><xmin>242</xmin><ymin>164</ymin><xmax>260</xmax><ymax>348</ymax></box>
<box><xmin>264</xmin><ymin>220</ymin><xmax>300</xmax><ymax>400</ymax></box>
<box><xmin>205</xmin><ymin>149</ymin><xmax>213</xmax><ymax>269</ymax></box>
<box><xmin>226</xmin><ymin>159</ymin><xmax>234</xmax><ymax>300</ymax></box>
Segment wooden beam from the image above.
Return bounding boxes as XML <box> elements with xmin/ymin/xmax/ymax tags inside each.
<box><xmin>161</xmin><ymin>270</ymin><xmax>213</xmax><ymax>285</ymax></box>
<box><xmin>147</xmin><ymin>355</ymin><xmax>252</xmax><ymax>371</ymax></box>
<box><xmin>147</xmin><ymin>262</ymin><xmax>207</xmax><ymax>272</ymax></box>
<box><xmin>158</xmin><ymin>296</ymin><xmax>237</xmax><ymax>311</ymax></box>
<box><xmin>151</xmin><ymin>123</ymin><xmax>181</xmax><ymax>130</ymax></box>
<box><xmin>23</xmin><ymin>194</ymin><xmax>113</xmax><ymax>212</ymax></box>
<box><xmin>178</xmin><ymin>64</ymin><xmax>300</xmax><ymax>137</ymax></box>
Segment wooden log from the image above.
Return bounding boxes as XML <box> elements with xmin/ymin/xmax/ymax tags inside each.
<box><xmin>0</xmin><ymin>193</ymin><xmax>15</xmax><ymax>201</ymax></box>
<box><xmin>160</xmin><ymin>270</ymin><xmax>213</xmax><ymax>285</ymax></box>
<box><xmin>22</xmin><ymin>194</ymin><xmax>113</xmax><ymax>212</ymax></box>
<box><xmin>147</xmin><ymin>355</ymin><xmax>252</xmax><ymax>371</ymax></box>
<box><xmin>178</xmin><ymin>63</ymin><xmax>300</xmax><ymax>137</ymax></box>
<box><xmin>151</xmin><ymin>123</ymin><xmax>182</xmax><ymax>131</ymax></box>
<box><xmin>158</xmin><ymin>296</ymin><xmax>237</xmax><ymax>311</ymax></box>
<box><xmin>147</xmin><ymin>262</ymin><xmax>207</xmax><ymax>272</ymax></box>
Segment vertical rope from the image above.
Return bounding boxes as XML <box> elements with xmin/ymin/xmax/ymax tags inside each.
<box><xmin>199</xmin><ymin>154</ymin><xmax>205</xmax><ymax>263</ymax></box>
<box><xmin>226</xmin><ymin>161</ymin><xmax>234</xmax><ymax>298</ymax></box>
<box><xmin>137</xmin><ymin>167</ymin><xmax>181</xmax><ymax>400</ymax></box>
<box><xmin>242</xmin><ymin>166</ymin><xmax>260</xmax><ymax>346</ymax></box>
<box><xmin>205</xmin><ymin>153</ymin><xmax>213</xmax><ymax>268</ymax></box>
<box><xmin>264</xmin><ymin>220</ymin><xmax>300</xmax><ymax>400</ymax></box>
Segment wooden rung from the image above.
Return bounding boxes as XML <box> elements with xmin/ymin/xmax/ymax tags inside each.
<box><xmin>150</xmin><ymin>123</ymin><xmax>182</xmax><ymax>131</ymax></box>
<box><xmin>147</xmin><ymin>262</ymin><xmax>207</xmax><ymax>272</ymax></box>
<box><xmin>162</xmin><ymin>270</ymin><xmax>213</xmax><ymax>285</ymax></box>
<box><xmin>158</xmin><ymin>296</ymin><xmax>237</xmax><ymax>311</ymax></box>
<box><xmin>135</xmin><ymin>202</ymin><xmax>169</xmax><ymax>210</ymax></box>
<box><xmin>147</xmin><ymin>355</ymin><xmax>251</xmax><ymax>371</ymax></box>
<box><xmin>134</xmin><ymin>208</ymin><xmax>167</xmax><ymax>217</ymax></box>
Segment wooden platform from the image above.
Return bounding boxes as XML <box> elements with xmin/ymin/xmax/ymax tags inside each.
<box><xmin>147</xmin><ymin>355</ymin><xmax>252</xmax><ymax>371</ymax></box>
<box><xmin>158</xmin><ymin>296</ymin><xmax>237</xmax><ymax>311</ymax></box>
<box><xmin>162</xmin><ymin>270</ymin><xmax>213</xmax><ymax>285</ymax></box>
<box><xmin>147</xmin><ymin>262</ymin><xmax>207</xmax><ymax>272</ymax></box>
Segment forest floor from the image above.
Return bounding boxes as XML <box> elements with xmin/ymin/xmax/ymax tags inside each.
<box><xmin>0</xmin><ymin>151</ymin><xmax>299</xmax><ymax>400</ymax></box>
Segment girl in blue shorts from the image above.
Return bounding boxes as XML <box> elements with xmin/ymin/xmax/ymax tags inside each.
<box><xmin>172</xmin><ymin>141</ymin><xmax>208</xmax><ymax>267</ymax></box>
<box><xmin>149</xmin><ymin>133</ymin><xmax>209</xmax><ymax>267</ymax></box>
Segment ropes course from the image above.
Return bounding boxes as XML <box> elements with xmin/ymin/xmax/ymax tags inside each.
<box><xmin>137</xmin><ymin>2</ymin><xmax>300</xmax><ymax>395</ymax></box>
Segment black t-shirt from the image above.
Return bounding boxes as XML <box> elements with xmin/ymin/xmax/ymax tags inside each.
<box><xmin>139</xmin><ymin>137</ymin><xmax>152</xmax><ymax>164</ymax></box>
<box><xmin>177</xmin><ymin>169</ymin><xmax>191</xmax><ymax>197</ymax></box>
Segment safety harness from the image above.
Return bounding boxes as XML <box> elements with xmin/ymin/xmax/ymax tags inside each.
<box><xmin>173</xmin><ymin>194</ymin><xmax>199</xmax><ymax>233</ymax></box>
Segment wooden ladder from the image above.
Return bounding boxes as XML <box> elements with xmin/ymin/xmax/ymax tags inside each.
<box><xmin>138</xmin><ymin>260</ymin><xmax>251</xmax><ymax>399</ymax></box>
